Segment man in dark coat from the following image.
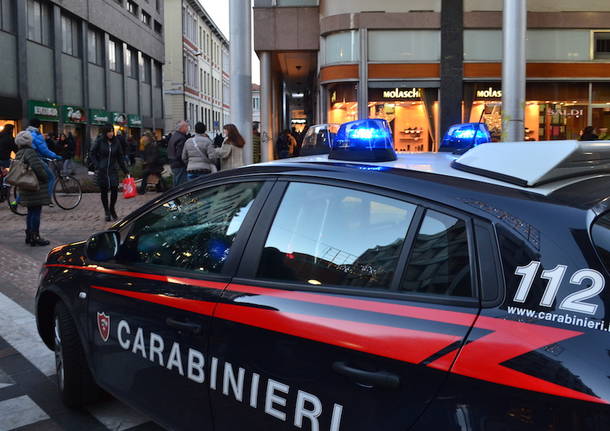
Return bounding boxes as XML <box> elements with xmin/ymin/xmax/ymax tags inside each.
<box><xmin>167</xmin><ymin>121</ymin><xmax>189</xmax><ymax>186</ymax></box>
<box><xmin>0</xmin><ymin>124</ymin><xmax>17</xmax><ymax>168</ymax></box>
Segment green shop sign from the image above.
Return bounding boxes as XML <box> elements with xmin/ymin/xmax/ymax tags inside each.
<box><xmin>61</xmin><ymin>105</ymin><xmax>87</xmax><ymax>124</ymax></box>
<box><xmin>112</xmin><ymin>112</ymin><xmax>128</xmax><ymax>126</ymax></box>
<box><xmin>127</xmin><ymin>114</ymin><xmax>142</xmax><ymax>128</ymax></box>
<box><xmin>89</xmin><ymin>109</ymin><xmax>111</xmax><ymax>125</ymax></box>
<box><xmin>28</xmin><ymin>100</ymin><xmax>59</xmax><ymax>122</ymax></box>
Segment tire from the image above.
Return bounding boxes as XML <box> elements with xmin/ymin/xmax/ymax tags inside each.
<box><xmin>8</xmin><ymin>186</ymin><xmax>26</xmax><ymax>216</ymax></box>
<box><xmin>53</xmin><ymin>302</ymin><xmax>101</xmax><ymax>408</ymax></box>
<box><xmin>53</xmin><ymin>176</ymin><xmax>82</xmax><ymax>210</ymax></box>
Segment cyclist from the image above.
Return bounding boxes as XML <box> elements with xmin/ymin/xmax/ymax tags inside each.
<box><xmin>26</xmin><ymin>119</ymin><xmax>62</xmax><ymax>204</ymax></box>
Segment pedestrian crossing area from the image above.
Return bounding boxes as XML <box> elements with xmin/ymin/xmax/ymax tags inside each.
<box><xmin>0</xmin><ymin>291</ymin><xmax>163</xmax><ymax>431</ymax></box>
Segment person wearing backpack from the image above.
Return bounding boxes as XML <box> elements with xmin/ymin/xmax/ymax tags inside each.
<box><xmin>181</xmin><ymin>122</ymin><xmax>217</xmax><ymax>181</ymax></box>
<box><xmin>14</xmin><ymin>131</ymin><xmax>51</xmax><ymax>246</ymax></box>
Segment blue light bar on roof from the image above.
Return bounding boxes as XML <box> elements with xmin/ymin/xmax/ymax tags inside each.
<box><xmin>440</xmin><ymin>122</ymin><xmax>491</xmax><ymax>153</ymax></box>
<box><xmin>330</xmin><ymin>119</ymin><xmax>397</xmax><ymax>162</ymax></box>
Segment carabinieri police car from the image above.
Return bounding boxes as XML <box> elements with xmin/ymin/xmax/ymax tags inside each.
<box><xmin>36</xmin><ymin>119</ymin><xmax>610</xmax><ymax>430</ymax></box>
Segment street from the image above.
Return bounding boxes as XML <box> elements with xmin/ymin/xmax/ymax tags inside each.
<box><xmin>0</xmin><ymin>193</ymin><xmax>164</xmax><ymax>431</ymax></box>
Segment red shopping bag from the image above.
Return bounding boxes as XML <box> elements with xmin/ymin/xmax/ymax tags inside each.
<box><xmin>123</xmin><ymin>176</ymin><xmax>137</xmax><ymax>199</ymax></box>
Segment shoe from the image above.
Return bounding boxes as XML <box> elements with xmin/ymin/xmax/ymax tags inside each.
<box><xmin>30</xmin><ymin>232</ymin><xmax>50</xmax><ymax>247</ymax></box>
<box><xmin>25</xmin><ymin>229</ymin><xmax>31</xmax><ymax>245</ymax></box>
<box><xmin>110</xmin><ymin>209</ymin><xmax>118</xmax><ymax>220</ymax></box>
<box><xmin>48</xmin><ymin>202</ymin><xmax>54</xmax><ymax>208</ymax></box>
<box><xmin>105</xmin><ymin>210</ymin><xmax>111</xmax><ymax>222</ymax></box>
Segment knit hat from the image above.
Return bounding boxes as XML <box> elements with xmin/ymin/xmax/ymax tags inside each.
<box><xmin>15</xmin><ymin>131</ymin><xmax>33</xmax><ymax>148</ymax></box>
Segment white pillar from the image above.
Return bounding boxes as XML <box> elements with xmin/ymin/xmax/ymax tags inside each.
<box><xmin>230</xmin><ymin>0</ymin><xmax>253</xmax><ymax>164</ymax></box>
<box><xmin>260</xmin><ymin>51</ymin><xmax>273</xmax><ymax>162</ymax></box>
<box><xmin>501</xmin><ymin>0</ymin><xmax>527</xmax><ymax>142</ymax></box>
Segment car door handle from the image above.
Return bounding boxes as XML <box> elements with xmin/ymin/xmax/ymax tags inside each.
<box><xmin>165</xmin><ymin>317</ymin><xmax>202</xmax><ymax>335</ymax></box>
<box><xmin>332</xmin><ymin>361</ymin><xmax>400</xmax><ymax>389</ymax></box>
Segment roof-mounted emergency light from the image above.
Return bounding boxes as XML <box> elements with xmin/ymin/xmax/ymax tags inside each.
<box><xmin>440</xmin><ymin>123</ymin><xmax>491</xmax><ymax>154</ymax></box>
<box><xmin>329</xmin><ymin>119</ymin><xmax>397</xmax><ymax>162</ymax></box>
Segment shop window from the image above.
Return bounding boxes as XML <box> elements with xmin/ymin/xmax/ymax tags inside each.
<box><xmin>88</xmin><ymin>28</ymin><xmax>103</xmax><ymax>65</ymax></box>
<box><xmin>594</xmin><ymin>32</ymin><xmax>610</xmax><ymax>60</ymax></box>
<box><xmin>61</xmin><ymin>14</ymin><xmax>80</xmax><ymax>57</ymax></box>
<box><xmin>327</xmin><ymin>83</ymin><xmax>358</xmax><ymax>125</ymax></box>
<box><xmin>0</xmin><ymin>0</ymin><xmax>15</xmax><ymax>34</ymax></box>
<box><xmin>324</xmin><ymin>30</ymin><xmax>359</xmax><ymax>64</ymax></box>
<box><xmin>27</xmin><ymin>0</ymin><xmax>52</xmax><ymax>46</ymax></box>
<box><xmin>368</xmin><ymin>30</ymin><xmax>440</xmax><ymax>62</ymax></box>
<box><xmin>257</xmin><ymin>182</ymin><xmax>417</xmax><ymax>289</ymax></box>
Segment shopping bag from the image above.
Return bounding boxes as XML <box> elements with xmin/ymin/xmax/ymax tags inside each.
<box><xmin>123</xmin><ymin>176</ymin><xmax>137</xmax><ymax>199</ymax></box>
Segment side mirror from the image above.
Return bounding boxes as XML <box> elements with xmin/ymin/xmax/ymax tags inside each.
<box><xmin>86</xmin><ymin>231</ymin><xmax>120</xmax><ymax>262</ymax></box>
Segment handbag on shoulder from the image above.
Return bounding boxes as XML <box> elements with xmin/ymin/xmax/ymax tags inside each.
<box><xmin>5</xmin><ymin>157</ymin><xmax>40</xmax><ymax>192</ymax></box>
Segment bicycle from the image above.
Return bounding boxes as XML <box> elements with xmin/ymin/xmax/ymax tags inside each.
<box><xmin>7</xmin><ymin>158</ymin><xmax>82</xmax><ymax>216</ymax></box>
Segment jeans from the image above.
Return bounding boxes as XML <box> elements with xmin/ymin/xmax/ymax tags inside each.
<box><xmin>187</xmin><ymin>170</ymin><xmax>210</xmax><ymax>181</ymax></box>
<box><xmin>26</xmin><ymin>206</ymin><xmax>42</xmax><ymax>232</ymax></box>
<box><xmin>41</xmin><ymin>160</ymin><xmax>55</xmax><ymax>197</ymax></box>
<box><xmin>171</xmin><ymin>167</ymin><xmax>187</xmax><ymax>187</ymax></box>
<box><xmin>62</xmin><ymin>159</ymin><xmax>74</xmax><ymax>176</ymax></box>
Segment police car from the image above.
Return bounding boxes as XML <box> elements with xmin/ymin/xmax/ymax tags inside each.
<box><xmin>36</xmin><ymin>119</ymin><xmax>610</xmax><ymax>430</ymax></box>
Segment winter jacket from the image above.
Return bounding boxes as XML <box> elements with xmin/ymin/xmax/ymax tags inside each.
<box><xmin>142</xmin><ymin>141</ymin><xmax>164</xmax><ymax>174</ymax></box>
<box><xmin>58</xmin><ymin>136</ymin><xmax>76</xmax><ymax>159</ymax></box>
<box><xmin>26</xmin><ymin>127</ymin><xmax>61</xmax><ymax>160</ymax></box>
<box><xmin>14</xmin><ymin>145</ymin><xmax>50</xmax><ymax>207</ymax></box>
<box><xmin>0</xmin><ymin>130</ymin><xmax>17</xmax><ymax>160</ymax></box>
<box><xmin>89</xmin><ymin>135</ymin><xmax>129</xmax><ymax>189</ymax></box>
<box><xmin>213</xmin><ymin>139</ymin><xmax>244</xmax><ymax>171</ymax></box>
<box><xmin>182</xmin><ymin>134</ymin><xmax>217</xmax><ymax>173</ymax></box>
<box><xmin>167</xmin><ymin>131</ymin><xmax>187</xmax><ymax>169</ymax></box>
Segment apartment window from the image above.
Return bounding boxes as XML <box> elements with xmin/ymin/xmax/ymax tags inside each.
<box><xmin>0</xmin><ymin>0</ymin><xmax>15</xmax><ymax>33</ymax></box>
<box><xmin>61</xmin><ymin>14</ymin><xmax>80</xmax><ymax>57</ymax></box>
<box><xmin>126</xmin><ymin>48</ymin><xmax>138</xmax><ymax>79</ymax></box>
<box><xmin>88</xmin><ymin>28</ymin><xmax>103</xmax><ymax>65</ymax></box>
<box><xmin>140</xmin><ymin>55</ymin><xmax>151</xmax><ymax>84</ymax></box>
<box><xmin>156</xmin><ymin>0</ymin><xmax>160</xmax><ymax>12</ymax></box>
<box><xmin>594</xmin><ymin>32</ymin><xmax>610</xmax><ymax>60</ymax></box>
<box><xmin>141</xmin><ymin>10</ymin><xmax>151</xmax><ymax>27</ymax></box>
<box><xmin>27</xmin><ymin>0</ymin><xmax>52</xmax><ymax>46</ymax></box>
<box><xmin>108</xmin><ymin>39</ymin><xmax>122</xmax><ymax>72</ymax></box>
<box><xmin>154</xmin><ymin>20</ymin><xmax>162</xmax><ymax>35</ymax></box>
<box><xmin>199</xmin><ymin>69</ymin><xmax>203</xmax><ymax>91</ymax></box>
<box><xmin>127</xmin><ymin>0</ymin><xmax>138</xmax><ymax>16</ymax></box>
<box><xmin>154</xmin><ymin>61</ymin><xmax>162</xmax><ymax>88</ymax></box>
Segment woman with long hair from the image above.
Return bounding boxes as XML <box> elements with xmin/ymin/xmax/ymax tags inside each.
<box><xmin>89</xmin><ymin>125</ymin><xmax>129</xmax><ymax>221</ymax></box>
<box><xmin>214</xmin><ymin>124</ymin><xmax>245</xmax><ymax>170</ymax></box>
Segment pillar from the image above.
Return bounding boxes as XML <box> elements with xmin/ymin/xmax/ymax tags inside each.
<box><xmin>260</xmin><ymin>51</ymin><xmax>273</xmax><ymax>162</ymax></box>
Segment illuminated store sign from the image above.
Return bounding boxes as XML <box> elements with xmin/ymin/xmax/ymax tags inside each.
<box><xmin>382</xmin><ymin>88</ymin><xmax>421</xmax><ymax>99</ymax></box>
<box><xmin>476</xmin><ymin>87</ymin><xmax>503</xmax><ymax>98</ymax></box>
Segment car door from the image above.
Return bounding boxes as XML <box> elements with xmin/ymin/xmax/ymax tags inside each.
<box><xmin>207</xmin><ymin>179</ymin><xmax>483</xmax><ymax>430</ymax></box>
<box><xmin>86</xmin><ymin>179</ymin><xmax>272</xmax><ymax>430</ymax></box>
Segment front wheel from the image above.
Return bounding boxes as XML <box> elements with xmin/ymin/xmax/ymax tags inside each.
<box><xmin>53</xmin><ymin>302</ymin><xmax>101</xmax><ymax>407</ymax></box>
<box><xmin>8</xmin><ymin>186</ymin><xmax>26</xmax><ymax>216</ymax></box>
<box><xmin>53</xmin><ymin>176</ymin><xmax>82</xmax><ymax>210</ymax></box>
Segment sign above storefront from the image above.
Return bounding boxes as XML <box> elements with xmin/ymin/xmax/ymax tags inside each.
<box><xmin>112</xmin><ymin>112</ymin><xmax>128</xmax><ymax>126</ymax></box>
<box><xmin>382</xmin><ymin>88</ymin><xmax>421</xmax><ymax>99</ymax></box>
<box><xmin>62</xmin><ymin>106</ymin><xmax>87</xmax><ymax>124</ymax></box>
<box><xmin>127</xmin><ymin>114</ymin><xmax>142</xmax><ymax>128</ymax></box>
<box><xmin>89</xmin><ymin>109</ymin><xmax>110</xmax><ymax>125</ymax></box>
<box><xmin>476</xmin><ymin>87</ymin><xmax>503</xmax><ymax>99</ymax></box>
<box><xmin>28</xmin><ymin>100</ymin><xmax>59</xmax><ymax>122</ymax></box>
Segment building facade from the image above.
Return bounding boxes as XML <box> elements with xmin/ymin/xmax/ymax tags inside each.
<box><xmin>0</xmin><ymin>0</ymin><xmax>166</xmax><ymax>158</ymax></box>
<box><xmin>252</xmin><ymin>83</ymin><xmax>261</xmax><ymax>129</ymax></box>
<box><xmin>254</xmin><ymin>0</ymin><xmax>610</xmax><ymax>158</ymax></box>
<box><xmin>163</xmin><ymin>0</ymin><xmax>229</xmax><ymax>136</ymax></box>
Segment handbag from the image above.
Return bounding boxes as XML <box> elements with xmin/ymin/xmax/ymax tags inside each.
<box><xmin>5</xmin><ymin>156</ymin><xmax>40</xmax><ymax>192</ymax></box>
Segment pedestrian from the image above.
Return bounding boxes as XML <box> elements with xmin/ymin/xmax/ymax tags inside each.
<box><xmin>213</xmin><ymin>124</ymin><xmax>245</xmax><ymax>171</ymax></box>
<box><xmin>57</xmin><ymin>133</ymin><xmax>75</xmax><ymax>176</ymax></box>
<box><xmin>276</xmin><ymin>130</ymin><xmax>291</xmax><ymax>159</ymax></box>
<box><xmin>138</xmin><ymin>133</ymin><xmax>165</xmax><ymax>194</ymax></box>
<box><xmin>182</xmin><ymin>122</ymin><xmax>217</xmax><ymax>181</ymax></box>
<box><xmin>127</xmin><ymin>135</ymin><xmax>137</xmax><ymax>166</ymax></box>
<box><xmin>167</xmin><ymin>121</ymin><xmax>189</xmax><ymax>186</ymax></box>
<box><xmin>14</xmin><ymin>131</ymin><xmax>51</xmax><ymax>246</ymax></box>
<box><xmin>580</xmin><ymin>126</ymin><xmax>599</xmax><ymax>141</ymax></box>
<box><xmin>0</xmin><ymin>124</ymin><xmax>17</xmax><ymax>169</ymax></box>
<box><xmin>89</xmin><ymin>125</ymin><xmax>129</xmax><ymax>221</ymax></box>
<box><xmin>26</xmin><ymin>119</ymin><xmax>62</xmax><ymax>203</ymax></box>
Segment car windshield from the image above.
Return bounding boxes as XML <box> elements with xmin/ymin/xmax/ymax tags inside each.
<box><xmin>591</xmin><ymin>212</ymin><xmax>610</xmax><ymax>272</ymax></box>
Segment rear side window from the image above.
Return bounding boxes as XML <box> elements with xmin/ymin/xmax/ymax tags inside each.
<box><xmin>401</xmin><ymin>210</ymin><xmax>472</xmax><ymax>297</ymax></box>
<box><xmin>257</xmin><ymin>183</ymin><xmax>417</xmax><ymax>289</ymax></box>
<box><xmin>591</xmin><ymin>213</ymin><xmax>610</xmax><ymax>270</ymax></box>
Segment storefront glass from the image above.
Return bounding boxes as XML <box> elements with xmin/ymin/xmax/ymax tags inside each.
<box><xmin>327</xmin><ymin>83</ymin><xmax>358</xmax><ymax>124</ymax></box>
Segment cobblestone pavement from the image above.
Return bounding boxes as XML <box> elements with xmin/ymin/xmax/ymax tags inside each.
<box><xmin>0</xmin><ymin>191</ymin><xmax>165</xmax><ymax>431</ymax></box>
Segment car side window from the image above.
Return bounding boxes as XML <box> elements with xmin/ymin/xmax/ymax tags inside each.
<box><xmin>257</xmin><ymin>182</ymin><xmax>417</xmax><ymax>289</ymax></box>
<box><xmin>118</xmin><ymin>182</ymin><xmax>263</xmax><ymax>273</ymax></box>
<box><xmin>400</xmin><ymin>209</ymin><xmax>472</xmax><ymax>297</ymax></box>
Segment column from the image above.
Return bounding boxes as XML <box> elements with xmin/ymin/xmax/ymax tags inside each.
<box><xmin>52</xmin><ymin>5</ymin><xmax>63</xmax><ymax>131</ymax></box>
<box><xmin>440</xmin><ymin>0</ymin><xmax>464</xmax><ymax>148</ymax></box>
<box><xmin>16</xmin><ymin>1</ymin><xmax>28</xmax><ymax>126</ymax></box>
<box><xmin>358</xmin><ymin>28</ymin><xmax>368</xmax><ymax>120</ymax></box>
<box><xmin>229</xmin><ymin>0</ymin><xmax>253</xmax><ymax>164</ymax></box>
<box><xmin>501</xmin><ymin>0</ymin><xmax>527</xmax><ymax>142</ymax></box>
<box><xmin>260</xmin><ymin>51</ymin><xmax>273</xmax><ymax>162</ymax></box>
